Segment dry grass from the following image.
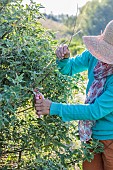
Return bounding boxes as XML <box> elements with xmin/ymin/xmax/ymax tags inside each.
<box><xmin>40</xmin><ymin>18</ymin><xmax>71</xmax><ymax>39</ymax></box>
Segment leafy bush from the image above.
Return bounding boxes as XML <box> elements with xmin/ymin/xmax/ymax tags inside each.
<box><xmin>0</xmin><ymin>0</ymin><xmax>103</xmax><ymax>169</ymax></box>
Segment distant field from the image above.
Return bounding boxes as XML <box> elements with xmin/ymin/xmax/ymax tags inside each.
<box><xmin>40</xmin><ymin>18</ymin><xmax>72</xmax><ymax>39</ymax></box>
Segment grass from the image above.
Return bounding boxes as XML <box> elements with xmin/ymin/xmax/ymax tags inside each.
<box><xmin>40</xmin><ymin>18</ymin><xmax>72</xmax><ymax>39</ymax></box>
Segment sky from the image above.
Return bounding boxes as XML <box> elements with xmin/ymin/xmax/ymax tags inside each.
<box><xmin>23</xmin><ymin>0</ymin><xmax>92</xmax><ymax>15</ymax></box>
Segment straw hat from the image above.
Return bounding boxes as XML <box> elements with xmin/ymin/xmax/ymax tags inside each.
<box><xmin>83</xmin><ymin>20</ymin><xmax>113</xmax><ymax>64</ymax></box>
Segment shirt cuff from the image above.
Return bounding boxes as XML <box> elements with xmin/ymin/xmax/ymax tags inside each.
<box><xmin>50</xmin><ymin>102</ymin><xmax>61</xmax><ymax>116</ymax></box>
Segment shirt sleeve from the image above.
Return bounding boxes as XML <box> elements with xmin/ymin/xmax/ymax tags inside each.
<box><xmin>50</xmin><ymin>83</ymin><xmax>113</xmax><ymax>122</ymax></box>
<box><xmin>56</xmin><ymin>50</ymin><xmax>91</xmax><ymax>76</ymax></box>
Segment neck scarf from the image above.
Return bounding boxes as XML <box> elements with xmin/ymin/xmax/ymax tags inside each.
<box><xmin>79</xmin><ymin>60</ymin><xmax>113</xmax><ymax>142</ymax></box>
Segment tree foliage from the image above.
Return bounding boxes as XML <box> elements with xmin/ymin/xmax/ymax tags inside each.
<box><xmin>77</xmin><ymin>0</ymin><xmax>113</xmax><ymax>36</ymax></box>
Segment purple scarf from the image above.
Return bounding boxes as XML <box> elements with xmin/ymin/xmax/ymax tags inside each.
<box><xmin>79</xmin><ymin>61</ymin><xmax>113</xmax><ymax>142</ymax></box>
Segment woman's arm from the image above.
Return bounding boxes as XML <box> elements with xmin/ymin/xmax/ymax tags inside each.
<box><xmin>50</xmin><ymin>83</ymin><xmax>113</xmax><ymax>121</ymax></box>
<box><xmin>57</xmin><ymin>50</ymin><xmax>91</xmax><ymax>76</ymax></box>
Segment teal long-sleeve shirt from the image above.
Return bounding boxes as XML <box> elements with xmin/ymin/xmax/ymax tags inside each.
<box><xmin>50</xmin><ymin>50</ymin><xmax>113</xmax><ymax>140</ymax></box>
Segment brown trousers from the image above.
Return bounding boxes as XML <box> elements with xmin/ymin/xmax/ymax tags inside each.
<box><xmin>83</xmin><ymin>140</ymin><xmax>113</xmax><ymax>170</ymax></box>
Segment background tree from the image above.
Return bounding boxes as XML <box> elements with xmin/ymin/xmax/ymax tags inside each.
<box><xmin>76</xmin><ymin>0</ymin><xmax>113</xmax><ymax>36</ymax></box>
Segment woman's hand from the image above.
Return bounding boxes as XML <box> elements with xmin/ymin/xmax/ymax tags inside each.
<box><xmin>56</xmin><ymin>44</ymin><xmax>70</xmax><ymax>60</ymax></box>
<box><xmin>35</xmin><ymin>95</ymin><xmax>52</xmax><ymax>116</ymax></box>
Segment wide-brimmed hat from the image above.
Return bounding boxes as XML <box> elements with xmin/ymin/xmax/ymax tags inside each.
<box><xmin>83</xmin><ymin>20</ymin><xmax>113</xmax><ymax>64</ymax></box>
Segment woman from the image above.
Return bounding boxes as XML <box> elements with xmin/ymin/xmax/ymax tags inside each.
<box><xmin>35</xmin><ymin>20</ymin><xmax>113</xmax><ymax>170</ymax></box>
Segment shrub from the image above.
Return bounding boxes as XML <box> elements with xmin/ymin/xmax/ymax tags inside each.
<box><xmin>0</xmin><ymin>1</ymin><xmax>103</xmax><ymax>169</ymax></box>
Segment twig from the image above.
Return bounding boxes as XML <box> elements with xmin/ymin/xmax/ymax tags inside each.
<box><xmin>1</xmin><ymin>148</ymin><xmax>29</xmax><ymax>156</ymax></box>
<box><xmin>67</xmin><ymin>4</ymin><xmax>80</xmax><ymax>47</ymax></box>
<box><xmin>58</xmin><ymin>4</ymin><xmax>81</xmax><ymax>48</ymax></box>
<box><xmin>18</xmin><ymin>151</ymin><xmax>22</xmax><ymax>162</ymax></box>
<box><xmin>71</xmin><ymin>30</ymin><xmax>81</xmax><ymax>38</ymax></box>
<box><xmin>43</xmin><ymin>59</ymin><xmax>54</xmax><ymax>70</ymax></box>
<box><xmin>0</xmin><ymin>31</ymin><xmax>11</xmax><ymax>40</ymax></box>
<box><xmin>16</xmin><ymin>107</ymin><xmax>33</xmax><ymax>114</ymax></box>
<box><xmin>17</xmin><ymin>151</ymin><xmax>22</xmax><ymax>169</ymax></box>
<box><xmin>60</xmin><ymin>30</ymin><xmax>82</xmax><ymax>46</ymax></box>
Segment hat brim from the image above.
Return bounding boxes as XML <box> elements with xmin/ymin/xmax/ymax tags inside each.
<box><xmin>83</xmin><ymin>35</ymin><xmax>113</xmax><ymax>64</ymax></box>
